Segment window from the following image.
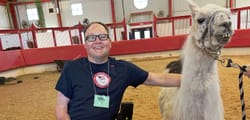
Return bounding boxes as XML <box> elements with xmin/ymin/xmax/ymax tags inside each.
<box><xmin>132</xmin><ymin>27</ymin><xmax>152</xmax><ymax>40</ymax></box>
<box><xmin>71</xmin><ymin>3</ymin><xmax>83</xmax><ymax>16</ymax></box>
<box><xmin>26</xmin><ymin>8</ymin><xmax>39</xmax><ymax>21</ymax></box>
<box><xmin>133</xmin><ymin>0</ymin><xmax>148</xmax><ymax>10</ymax></box>
<box><xmin>144</xmin><ymin>30</ymin><xmax>150</xmax><ymax>39</ymax></box>
<box><xmin>134</xmin><ymin>31</ymin><xmax>141</xmax><ymax>39</ymax></box>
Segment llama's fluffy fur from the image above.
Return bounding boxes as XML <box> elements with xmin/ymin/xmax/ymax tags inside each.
<box><xmin>159</xmin><ymin>0</ymin><xmax>233</xmax><ymax>120</ymax></box>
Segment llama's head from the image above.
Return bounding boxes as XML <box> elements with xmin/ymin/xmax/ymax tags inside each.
<box><xmin>187</xmin><ymin>0</ymin><xmax>233</xmax><ymax>57</ymax></box>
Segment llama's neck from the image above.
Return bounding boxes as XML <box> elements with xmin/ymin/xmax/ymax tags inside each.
<box><xmin>181</xmin><ymin>36</ymin><xmax>219</xmax><ymax>87</ymax></box>
<box><xmin>183</xmin><ymin>36</ymin><xmax>217</xmax><ymax>65</ymax></box>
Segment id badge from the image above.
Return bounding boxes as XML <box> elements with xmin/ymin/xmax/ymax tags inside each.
<box><xmin>93</xmin><ymin>94</ymin><xmax>110</xmax><ymax>108</ymax></box>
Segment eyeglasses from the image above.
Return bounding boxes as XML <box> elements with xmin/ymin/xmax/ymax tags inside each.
<box><xmin>85</xmin><ymin>34</ymin><xmax>109</xmax><ymax>42</ymax></box>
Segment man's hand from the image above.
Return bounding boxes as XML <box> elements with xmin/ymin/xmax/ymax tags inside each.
<box><xmin>244</xmin><ymin>66</ymin><xmax>250</xmax><ymax>78</ymax></box>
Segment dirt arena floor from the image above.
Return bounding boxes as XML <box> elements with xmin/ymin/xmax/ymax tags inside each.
<box><xmin>0</xmin><ymin>55</ymin><xmax>250</xmax><ymax>120</ymax></box>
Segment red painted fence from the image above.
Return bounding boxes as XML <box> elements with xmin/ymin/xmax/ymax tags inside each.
<box><xmin>1</xmin><ymin>29</ymin><xmax>250</xmax><ymax>72</ymax></box>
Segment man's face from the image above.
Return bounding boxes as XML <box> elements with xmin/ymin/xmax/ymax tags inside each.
<box><xmin>84</xmin><ymin>24</ymin><xmax>111</xmax><ymax>61</ymax></box>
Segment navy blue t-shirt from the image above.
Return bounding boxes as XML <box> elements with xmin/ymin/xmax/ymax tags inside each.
<box><xmin>55</xmin><ymin>57</ymin><xmax>148</xmax><ymax>120</ymax></box>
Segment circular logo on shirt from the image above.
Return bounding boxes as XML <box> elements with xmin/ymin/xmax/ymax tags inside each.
<box><xmin>93</xmin><ymin>72</ymin><xmax>111</xmax><ymax>88</ymax></box>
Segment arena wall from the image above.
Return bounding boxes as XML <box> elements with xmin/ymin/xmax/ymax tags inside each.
<box><xmin>0</xmin><ymin>29</ymin><xmax>250</xmax><ymax>77</ymax></box>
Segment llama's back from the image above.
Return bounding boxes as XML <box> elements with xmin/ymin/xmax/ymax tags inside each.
<box><xmin>159</xmin><ymin>59</ymin><xmax>182</xmax><ymax>120</ymax></box>
<box><xmin>158</xmin><ymin>87</ymin><xmax>178</xmax><ymax>120</ymax></box>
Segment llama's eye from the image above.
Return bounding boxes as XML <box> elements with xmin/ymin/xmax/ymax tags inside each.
<box><xmin>197</xmin><ymin>18</ymin><xmax>206</xmax><ymax>24</ymax></box>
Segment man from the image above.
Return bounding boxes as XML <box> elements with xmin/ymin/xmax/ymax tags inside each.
<box><xmin>55</xmin><ymin>22</ymin><xmax>180</xmax><ymax>120</ymax></box>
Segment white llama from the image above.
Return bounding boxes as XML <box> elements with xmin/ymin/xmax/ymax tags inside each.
<box><xmin>158</xmin><ymin>0</ymin><xmax>233</xmax><ymax>120</ymax></box>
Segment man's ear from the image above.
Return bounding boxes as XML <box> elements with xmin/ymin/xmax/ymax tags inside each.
<box><xmin>109</xmin><ymin>41</ymin><xmax>112</xmax><ymax>49</ymax></box>
<box><xmin>84</xmin><ymin>44</ymin><xmax>86</xmax><ymax>48</ymax></box>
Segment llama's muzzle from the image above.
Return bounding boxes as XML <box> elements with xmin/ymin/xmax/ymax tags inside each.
<box><xmin>216</xmin><ymin>31</ymin><xmax>231</xmax><ymax>44</ymax></box>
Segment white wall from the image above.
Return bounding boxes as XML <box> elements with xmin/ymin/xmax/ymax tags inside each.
<box><xmin>14</xmin><ymin>0</ymin><xmax>169</xmax><ymax>27</ymax></box>
<box><xmin>16</xmin><ymin>5</ymin><xmax>28</xmax><ymax>28</ymax></box>
<box><xmin>0</xmin><ymin>5</ymin><xmax>10</xmax><ymax>29</ymax></box>
<box><xmin>3</xmin><ymin>0</ymin><xmax>250</xmax><ymax>29</ymax></box>
<box><xmin>16</xmin><ymin>3</ymin><xmax>58</xmax><ymax>28</ymax></box>
<box><xmin>118</xmin><ymin>0</ymin><xmax>169</xmax><ymax>23</ymax></box>
<box><xmin>235</xmin><ymin>1</ymin><xmax>250</xmax><ymax>8</ymax></box>
<box><xmin>60</xmin><ymin>0</ymin><xmax>112</xmax><ymax>26</ymax></box>
<box><xmin>173</xmin><ymin>0</ymin><xmax>228</xmax><ymax>16</ymax></box>
<box><xmin>17</xmin><ymin>4</ymin><xmax>38</xmax><ymax>28</ymax></box>
<box><xmin>42</xmin><ymin>2</ymin><xmax>58</xmax><ymax>27</ymax></box>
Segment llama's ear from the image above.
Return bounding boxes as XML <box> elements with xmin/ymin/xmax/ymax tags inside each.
<box><xmin>187</xmin><ymin>0</ymin><xmax>199</xmax><ymax>16</ymax></box>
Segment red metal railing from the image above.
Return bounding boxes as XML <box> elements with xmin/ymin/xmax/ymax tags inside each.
<box><xmin>0</xmin><ymin>6</ymin><xmax>250</xmax><ymax>72</ymax></box>
<box><xmin>231</xmin><ymin>6</ymin><xmax>250</xmax><ymax>29</ymax></box>
<box><xmin>0</xmin><ymin>6</ymin><xmax>249</xmax><ymax>51</ymax></box>
<box><xmin>0</xmin><ymin>23</ymin><xmax>83</xmax><ymax>50</ymax></box>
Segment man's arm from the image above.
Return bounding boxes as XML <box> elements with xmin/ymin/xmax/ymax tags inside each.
<box><xmin>143</xmin><ymin>72</ymin><xmax>181</xmax><ymax>87</ymax></box>
<box><xmin>56</xmin><ymin>91</ymin><xmax>71</xmax><ymax>120</ymax></box>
